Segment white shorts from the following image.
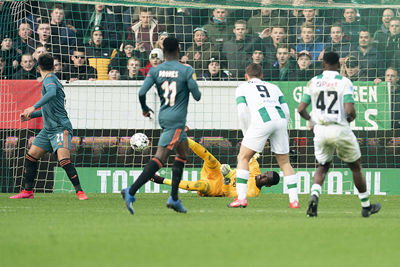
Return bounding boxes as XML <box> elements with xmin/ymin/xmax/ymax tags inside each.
<box><xmin>242</xmin><ymin>119</ymin><xmax>289</xmax><ymax>154</ymax></box>
<box><xmin>313</xmin><ymin>124</ymin><xmax>361</xmax><ymax>164</ymax></box>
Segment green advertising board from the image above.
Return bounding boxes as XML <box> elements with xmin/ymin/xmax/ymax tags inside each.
<box><xmin>277</xmin><ymin>81</ymin><xmax>391</xmax><ymax>130</ymax></box>
<box><xmin>54</xmin><ymin>167</ymin><xmax>400</xmax><ymax>195</ymax></box>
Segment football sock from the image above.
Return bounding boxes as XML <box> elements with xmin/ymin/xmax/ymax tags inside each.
<box><xmin>23</xmin><ymin>153</ymin><xmax>38</xmax><ymax>191</ymax></box>
<box><xmin>171</xmin><ymin>157</ymin><xmax>186</xmax><ymax>201</ymax></box>
<box><xmin>60</xmin><ymin>158</ymin><xmax>82</xmax><ymax>193</ymax></box>
<box><xmin>285</xmin><ymin>174</ymin><xmax>299</xmax><ymax>202</ymax></box>
<box><xmin>236</xmin><ymin>169</ymin><xmax>249</xmax><ymax>200</ymax></box>
<box><xmin>358</xmin><ymin>191</ymin><xmax>370</xmax><ymax>208</ymax></box>
<box><xmin>160</xmin><ymin>178</ymin><xmax>209</xmax><ymax>194</ymax></box>
<box><xmin>310</xmin><ymin>184</ymin><xmax>322</xmax><ymax>198</ymax></box>
<box><xmin>129</xmin><ymin>157</ymin><xmax>162</xmax><ymax>196</ymax></box>
<box><xmin>163</xmin><ymin>178</ymin><xmax>172</xmax><ymax>186</ymax></box>
<box><xmin>188</xmin><ymin>138</ymin><xmax>219</xmax><ymax>170</ymax></box>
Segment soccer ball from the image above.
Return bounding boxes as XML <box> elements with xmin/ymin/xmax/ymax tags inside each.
<box><xmin>130</xmin><ymin>133</ymin><xmax>149</xmax><ymax>151</ymax></box>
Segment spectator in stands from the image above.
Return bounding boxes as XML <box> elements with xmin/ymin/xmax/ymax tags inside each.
<box><xmin>374</xmin><ymin>67</ymin><xmax>400</xmax><ymax>92</ymax></box>
<box><xmin>288</xmin><ymin>51</ymin><xmax>317</xmax><ymax>81</ymax></box>
<box><xmin>0</xmin><ymin>56</ymin><xmax>7</xmax><ymax>79</ymax></box>
<box><xmin>28</xmin><ymin>19</ymin><xmax>66</xmax><ymax>60</ymax></box>
<box><xmin>294</xmin><ymin>22</ymin><xmax>325</xmax><ymax>62</ymax></box>
<box><xmin>248</xmin><ymin>48</ymin><xmax>271</xmax><ymax>80</ymax></box>
<box><xmin>0</xmin><ymin>1</ymin><xmax>16</xmax><ymax>41</ymax></box>
<box><xmin>340</xmin><ymin>56</ymin><xmax>368</xmax><ymax>81</ymax></box>
<box><xmin>142</xmin><ymin>48</ymin><xmax>163</xmax><ymax>76</ymax></box>
<box><xmin>386</xmin><ymin>67</ymin><xmax>400</xmax><ymax>92</ymax></box>
<box><xmin>15</xmin><ymin>22</ymin><xmax>32</xmax><ymax>55</ymax></box>
<box><xmin>199</xmin><ymin>57</ymin><xmax>229</xmax><ymax>81</ymax></box>
<box><xmin>374</xmin><ymin>9</ymin><xmax>395</xmax><ymax>41</ymax></box>
<box><xmin>250</xmin><ymin>24</ymin><xmax>290</xmax><ymax>66</ymax></box>
<box><xmin>108</xmin><ymin>65</ymin><xmax>121</xmax><ymax>80</ymax></box>
<box><xmin>53</xmin><ymin>56</ymin><xmax>66</xmax><ymax>80</ymax></box>
<box><xmin>182</xmin><ymin>27</ymin><xmax>220</xmax><ymax>76</ymax></box>
<box><xmin>126</xmin><ymin>7</ymin><xmax>165</xmax><ymax>53</ymax></box>
<box><xmin>251</xmin><ymin>49</ymin><xmax>264</xmax><ymax>65</ymax></box>
<box><xmin>374</xmin><ymin>67</ymin><xmax>400</xmax><ymax>128</ymax></box>
<box><xmin>290</xmin><ymin>9</ymin><xmax>328</xmax><ymax>42</ymax></box>
<box><xmin>111</xmin><ymin>40</ymin><xmax>146</xmax><ymax>75</ymax></box>
<box><xmin>123</xmin><ymin>6</ymin><xmax>170</xmax><ymax>30</ymax></box>
<box><xmin>154</xmin><ymin>31</ymin><xmax>168</xmax><ymax>50</ymax></box>
<box><xmin>341</xmin><ymin>8</ymin><xmax>362</xmax><ymax>43</ymax></box>
<box><xmin>32</xmin><ymin>43</ymin><xmax>48</xmax><ymax>62</ymax></box>
<box><xmin>375</xmin><ymin>17</ymin><xmax>400</xmax><ymax>68</ymax></box>
<box><xmin>28</xmin><ymin>20</ymin><xmax>50</xmax><ymax>54</ymax></box>
<box><xmin>82</xmin><ymin>4</ymin><xmax>120</xmax><ymax>48</ymax></box>
<box><xmin>49</xmin><ymin>4</ymin><xmax>77</xmax><ymax>60</ymax></box>
<box><xmin>85</xmin><ymin>25</ymin><xmax>117</xmax><ymax>80</ymax></box>
<box><xmin>268</xmin><ymin>43</ymin><xmax>296</xmax><ymax>81</ymax></box>
<box><xmin>63</xmin><ymin>47</ymin><xmax>97</xmax><ymax>82</ymax></box>
<box><xmin>12</xmin><ymin>54</ymin><xmax>37</xmax><ymax>80</ymax></box>
<box><xmin>321</xmin><ymin>23</ymin><xmax>352</xmax><ymax>64</ymax></box>
<box><xmin>350</xmin><ymin>29</ymin><xmax>385</xmax><ymax>80</ymax></box>
<box><xmin>1</xmin><ymin>35</ymin><xmax>19</xmax><ymax>78</ymax></box>
<box><xmin>121</xmin><ymin>57</ymin><xmax>145</xmax><ymax>80</ymax></box>
<box><xmin>247</xmin><ymin>8</ymin><xmax>286</xmax><ymax>35</ymax></box>
<box><xmin>222</xmin><ymin>20</ymin><xmax>252</xmax><ymax>80</ymax></box>
<box><xmin>203</xmin><ymin>8</ymin><xmax>234</xmax><ymax>49</ymax></box>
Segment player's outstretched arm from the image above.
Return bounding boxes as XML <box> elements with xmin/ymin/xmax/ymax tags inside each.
<box><xmin>138</xmin><ymin>71</ymin><xmax>155</xmax><ymax>117</ymax></box>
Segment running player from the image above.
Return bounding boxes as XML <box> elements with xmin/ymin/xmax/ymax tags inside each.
<box><xmin>297</xmin><ymin>51</ymin><xmax>381</xmax><ymax>217</ymax></box>
<box><xmin>10</xmin><ymin>54</ymin><xmax>88</xmax><ymax>200</ymax></box>
<box><xmin>121</xmin><ymin>37</ymin><xmax>201</xmax><ymax>214</ymax></box>
<box><xmin>150</xmin><ymin>138</ymin><xmax>280</xmax><ymax>197</ymax></box>
<box><xmin>228</xmin><ymin>63</ymin><xmax>299</xmax><ymax>208</ymax></box>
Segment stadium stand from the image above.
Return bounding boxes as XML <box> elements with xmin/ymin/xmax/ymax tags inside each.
<box><xmin>0</xmin><ymin>0</ymin><xmax>399</xmax><ymax>193</ymax></box>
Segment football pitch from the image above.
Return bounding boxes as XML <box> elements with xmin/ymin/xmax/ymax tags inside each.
<box><xmin>1</xmin><ymin>193</ymin><xmax>399</xmax><ymax>267</ymax></box>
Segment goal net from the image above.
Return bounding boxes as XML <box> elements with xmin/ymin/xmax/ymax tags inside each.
<box><xmin>1</xmin><ymin>0</ymin><xmax>399</xmax><ymax>195</ymax></box>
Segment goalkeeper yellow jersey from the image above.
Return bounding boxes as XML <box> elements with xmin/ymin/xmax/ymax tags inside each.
<box><xmin>197</xmin><ymin>158</ymin><xmax>261</xmax><ymax>197</ymax></box>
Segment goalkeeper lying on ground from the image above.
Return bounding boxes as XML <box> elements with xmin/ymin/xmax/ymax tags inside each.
<box><xmin>151</xmin><ymin>138</ymin><xmax>280</xmax><ymax>197</ymax></box>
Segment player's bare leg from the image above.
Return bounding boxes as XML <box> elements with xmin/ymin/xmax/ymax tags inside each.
<box><xmin>165</xmin><ymin>140</ymin><xmax>188</xmax><ymax>213</ymax></box>
<box><xmin>228</xmin><ymin>145</ymin><xmax>254</xmax><ymax>208</ymax></box>
<box><xmin>348</xmin><ymin>159</ymin><xmax>381</xmax><ymax>217</ymax></box>
<box><xmin>307</xmin><ymin>163</ymin><xmax>330</xmax><ymax>217</ymax></box>
<box><xmin>57</xmin><ymin>148</ymin><xmax>87</xmax><ymax>200</ymax></box>
<box><xmin>121</xmin><ymin>146</ymin><xmax>170</xmax><ymax>214</ymax></box>
<box><xmin>275</xmin><ymin>153</ymin><xmax>299</xmax><ymax>208</ymax></box>
<box><xmin>10</xmin><ymin>145</ymin><xmax>46</xmax><ymax>199</ymax></box>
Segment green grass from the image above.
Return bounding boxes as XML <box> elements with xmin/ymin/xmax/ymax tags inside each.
<box><xmin>1</xmin><ymin>193</ymin><xmax>399</xmax><ymax>267</ymax></box>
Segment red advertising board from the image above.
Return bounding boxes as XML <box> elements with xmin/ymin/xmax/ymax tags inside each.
<box><xmin>0</xmin><ymin>80</ymin><xmax>43</xmax><ymax>129</ymax></box>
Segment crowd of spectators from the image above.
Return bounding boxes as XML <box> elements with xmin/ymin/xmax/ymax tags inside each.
<box><xmin>0</xmin><ymin>1</ymin><xmax>399</xmax><ymax>87</ymax></box>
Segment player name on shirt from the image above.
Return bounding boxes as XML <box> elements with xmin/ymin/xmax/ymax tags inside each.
<box><xmin>158</xmin><ymin>70</ymin><xmax>179</xmax><ymax>78</ymax></box>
